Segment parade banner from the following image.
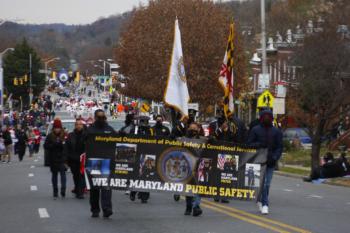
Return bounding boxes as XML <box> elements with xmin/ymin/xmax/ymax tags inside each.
<box><xmin>85</xmin><ymin>134</ymin><xmax>267</xmax><ymax>201</ymax></box>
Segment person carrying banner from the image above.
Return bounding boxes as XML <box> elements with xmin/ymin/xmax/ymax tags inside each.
<box><xmin>184</xmin><ymin>122</ymin><xmax>203</xmax><ymax>217</ymax></box>
<box><xmin>247</xmin><ymin>109</ymin><xmax>283</xmax><ymax>215</ymax></box>
<box><xmin>151</xmin><ymin>115</ymin><xmax>170</xmax><ymax>137</ymax></box>
<box><xmin>87</xmin><ymin>110</ymin><xmax>115</xmax><ymax>218</ymax></box>
<box><xmin>119</xmin><ymin>113</ymin><xmax>135</xmax><ymax>135</ymax></box>
<box><xmin>44</xmin><ymin>118</ymin><xmax>67</xmax><ymax>199</ymax></box>
<box><xmin>129</xmin><ymin>116</ymin><xmax>153</xmax><ymax>203</ymax></box>
<box><xmin>65</xmin><ymin>119</ymin><xmax>86</xmax><ymax>199</ymax></box>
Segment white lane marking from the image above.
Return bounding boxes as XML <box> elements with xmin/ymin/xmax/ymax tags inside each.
<box><xmin>28</xmin><ymin>173</ymin><xmax>34</xmax><ymax>177</ymax></box>
<box><xmin>30</xmin><ymin>165</ymin><xmax>35</xmax><ymax>168</ymax></box>
<box><xmin>38</xmin><ymin>208</ymin><xmax>50</xmax><ymax>218</ymax></box>
<box><xmin>308</xmin><ymin>194</ymin><xmax>323</xmax><ymax>199</ymax></box>
<box><xmin>283</xmin><ymin>189</ymin><xmax>293</xmax><ymax>192</ymax></box>
<box><xmin>30</xmin><ymin>185</ymin><xmax>38</xmax><ymax>191</ymax></box>
<box><xmin>34</xmin><ymin>159</ymin><xmax>38</xmax><ymax>162</ymax></box>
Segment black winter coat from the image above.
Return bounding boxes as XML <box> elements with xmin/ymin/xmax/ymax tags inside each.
<box><xmin>15</xmin><ymin>130</ymin><xmax>27</xmax><ymax>153</ymax></box>
<box><xmin>65</xmin><ymin>130</ymin><xmax>86</xmax><ymax>162</ymax></box>
<box><xmin>44</xmin><ymin>133</ymin><xmax>66</xmax><ymax>172</ymax></box>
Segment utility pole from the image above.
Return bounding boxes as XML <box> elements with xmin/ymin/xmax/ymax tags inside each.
<box><xmin>260</xmin><ymin>0</ymin><xmax>268</xmax><ymax>89</ymax></box>
<box><xmin>0</xmin><ymin>47</ymin><xmax>14</xmax><ymax>125</ymax></box>
<box><xmin>29</xmin><ymin>53</ymin><xmax>33</xmax><ymax>108</ymax></box>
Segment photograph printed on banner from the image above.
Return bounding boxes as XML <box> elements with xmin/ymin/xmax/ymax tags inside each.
<box><xmin>86</xmin><ymin>158</ymin><xmax>111</xmax><ymax>176</ymax></box>
<box><xmin>244</xmin><ymin>163</ymin><xmax>261</xmax><ymax>188</ymax></box>
<box><xmin>115</xmin><ymin>143</ymin><xmax>137</xmax><ymax>163</ymax></box>
<box><xmin>197</xmin><ymin>158</ymin><xmax>213</xmax><ymax>183</ymax></box>
<box><xmin>217</xmin><ymin>154</ymin><xmax>239</xmax><ymax>172</ymax></box>
<box><xmin>115</xmin><ymin>143</ymin><xmax>137</xmax><ymax>174</ymax></box>
<box><xmin>217</xmin><ymin>154</ymin><xmax>239</xmax><ymax>184</ymax></box>
<box><xmin>139</xmin><ymin>154</ymin><xmax>157</xmax><ymax>179</ymax></box>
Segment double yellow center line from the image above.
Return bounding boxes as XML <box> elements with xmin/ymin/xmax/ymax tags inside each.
<box><xmin>201</xmin><ymin>199</ymin><xmax>312</xmax><ymax>233</ymax></box>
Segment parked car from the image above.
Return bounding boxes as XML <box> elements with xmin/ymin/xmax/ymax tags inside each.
<box><xmin>283</xmin><ymin>128</ymin><xmax>312</xmax><ymax>149</ymax></box>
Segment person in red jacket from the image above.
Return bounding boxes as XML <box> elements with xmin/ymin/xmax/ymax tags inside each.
<box><xmin>33</xmin><ymin>127</ymin><xmax>41</xmax><ymax>154</ymax></box>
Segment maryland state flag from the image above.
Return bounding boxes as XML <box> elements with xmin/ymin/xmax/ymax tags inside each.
<box><xmin>218</xmin><ymin>23</ymin><xmax>235</xmax><ymax>119</ymax></box>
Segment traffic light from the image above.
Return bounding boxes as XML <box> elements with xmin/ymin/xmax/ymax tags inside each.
<box><xmin>19</xmin><ymin>78</ymin><xmax>24</xmax><ymax>85</ymax></box>
<box><xmin>24</xmin><ymin>74</ymin><xmax>28</xmax><ymax>82</ymax></box>
<box><xmin>14</xmin><ymin>77</ymin><xmax>18</xmax><ymax>86</ymax></box>
<box><xmin>75</xmin><ymin>71</ymin><xmax>80</xmax><ymax>82</ymax></box>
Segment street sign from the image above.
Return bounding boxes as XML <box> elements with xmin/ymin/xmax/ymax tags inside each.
<box><xmin>140</xmin><ymin>103</ymin><xmax>150</xmax><ymax>113</ymax></box>
<box><xmin>273</xmin><ymin>98</ymin><xmax>285</xmax><ymax>115</ymax></box>
<box><xmin>257</xmin><ymin>90</ymin><xmax>274</xmax><ymax>108</ymax></box>
<box><xmin>258</xmin><ymin>73</ymin><xmax>270</xmax><ymax>90</ymax></box>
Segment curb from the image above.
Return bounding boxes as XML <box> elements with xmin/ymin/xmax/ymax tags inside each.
<box><xmin>275</xmin><ymin>171</ymin><xmax>350</xmax><ymax>188</ymax></box>
<box><xmin>275</xmin><ymin>171</ymin><xmax>305</xmax><ymax>179</ymax></box>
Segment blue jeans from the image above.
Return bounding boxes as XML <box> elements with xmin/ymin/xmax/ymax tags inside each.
<box><xmin>51</xmin><ymin>168</ymin><xmax>66</xmax><ymax>194</ymax></box>
<box><xmin>186</xmin><ymin>195</ymin><xmax>201</xmax><ymax>208</ymax></box>
<box><xmin>259</xmin><ymin>167</ymin><xmax>274</xmax><ymax>206</ymax></box>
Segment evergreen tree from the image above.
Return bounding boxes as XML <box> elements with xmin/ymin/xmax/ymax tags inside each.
<box><xmin>3</xmin><ymin>38</ymin><xmax>45</xmax><ymax>107</ymax></box>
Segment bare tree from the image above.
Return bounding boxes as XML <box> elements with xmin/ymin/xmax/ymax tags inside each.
<box><xmin>289</xmin><ymin>4</ymin><xmax>350</xmax><ymax>173</ymax></box>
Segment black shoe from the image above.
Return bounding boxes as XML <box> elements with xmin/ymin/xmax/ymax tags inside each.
<box><xmin>213</xmin><ymin>197</ymin><xmax>220</xmax><ymax>202</ymax></box>
<box><xmin>91</xmin><ymin>212</ymin><xmax>99</xmax><ymax>218</ymax></box>
<box><xmin>303</xmin><ymin>177</ymin><xmax>312</xmax><ymax>182</ymax></box>
<box><xmin>174</xmin><ymin>194</ymin><xmax>180</xmax><ymax>202</ymax></box>
<box><xmin>103</xmin><ymin>211</ymin><xmax>113</xmax><ymax>218</ymax></box>
<box><xmin>184</xmin><ymin>207</ymin><xmax>192</xmax><ymax>215</ymax></box>
<box><xmin>76</xmin><ymin>195</ymin><xmax>84</xmax><ymax>199</ymax></box>
<box><xmin>221</xmin><ymin>199</ymin><xmax>230</xmax><ymax>204</ymax></box>
<box><xmin>61</xmin><ymin>192</ymin><xmax>66</xmax><ymax>198</ymax></box>
<box><xmin>130</xmin><ymin>192</ymin><xmax>136</xmax><ymax>201</ymax></box>
<box><xmin>192</xmin><ymin>206</ymin><xmax>203</xmax><ymax>217</ymax></box>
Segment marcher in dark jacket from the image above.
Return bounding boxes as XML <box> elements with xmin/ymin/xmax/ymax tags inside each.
<box><xmin>184</xmin><ymin>122</ymin><xmax>203</xmax><ymax>217</ymax></box>
<box><xmin>44</xmin><ymin>118</ymin><xmax>67</xmax><ymax>199</ymax></box>
<box><xmin>65</xmin><ymin>119</ymin><xmax>86</xmax><ymax>199</ymax></box>
<box><xmin>247</xmin><ymin>109</ymin><xmax>283</xmax><ymax>215</ymax></box>
<box><xmin>129</xmin><ymin>116</ymin><xmax>153</xmax><ymax>204</ymax></box>
<box><xmin>87</xmin><ymin>110</ymin><xmax>115</xmax><ymax>218</ymax></box>
<box><xmin>151</xmin><ymin>115</ymin><xmax>170</xmax><ymax>136</ymax></box>
<box><xmin>15</xmin><ymin>125</ymin><xmax>28</xmax><ymax>162</ymax></box>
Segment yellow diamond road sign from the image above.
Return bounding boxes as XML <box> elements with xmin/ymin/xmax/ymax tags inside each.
<box><xmin>257</xmin><ymin>90</ymin><xmax>274</xmax><ymax>108</ymax></box>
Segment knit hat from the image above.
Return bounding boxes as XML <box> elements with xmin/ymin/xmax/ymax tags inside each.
<box><xmin>53</xmin><ymin>118</ymin><xmax>62</xmax><ymax>129</ymax></box>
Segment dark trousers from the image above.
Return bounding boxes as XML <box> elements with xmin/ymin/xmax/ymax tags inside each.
<box><xmin>34</xmin><ymin>143</ymin><xmax>40</xmax><ymax>153</ymax></box>
<box><xmin>17</xmin><ymin>148</ymin><xmax>25</xmax><ymax>161</ymax></box>
<box><xmin>131</xmin><ymin>191</ymin><xmax>149</xmax><ymax>201</ymax></box>
<box><xmin>69</xmin><ymin>160</ymin><xmax>83</xmax><ymax>196</ymax></box>
<box><xmin>51</xmin><ymin>168</ymin><xmax>66</xmax><ymax>195</ymax></box>
<box><xmin>90</xmin><ymin>189</ymin><xmax>112</xmax><ymax>214</ymax></box>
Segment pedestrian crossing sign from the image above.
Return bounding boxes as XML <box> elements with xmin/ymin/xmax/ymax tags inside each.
<box><xmin>257</xmin><ymin>90</ymin><xmax>274</xmax><ymax>108</ymax></box>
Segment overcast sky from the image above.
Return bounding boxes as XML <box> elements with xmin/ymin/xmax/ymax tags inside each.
<box><xmin>0</xmin><ymin>0</ymin><xmax>149</xmax><ymax>25</ymax></box>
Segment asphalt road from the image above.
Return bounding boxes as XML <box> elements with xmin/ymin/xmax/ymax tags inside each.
<box><xmin>1</xmin><ymin>148</ymin><xmax>349</xmax><ymax>233</ymax></box>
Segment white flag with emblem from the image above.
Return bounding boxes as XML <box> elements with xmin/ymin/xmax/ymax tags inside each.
<box><xmin>164</xmin><ymin>19</ymin><xmax>190</xmax><ymax>117</ymax></box>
